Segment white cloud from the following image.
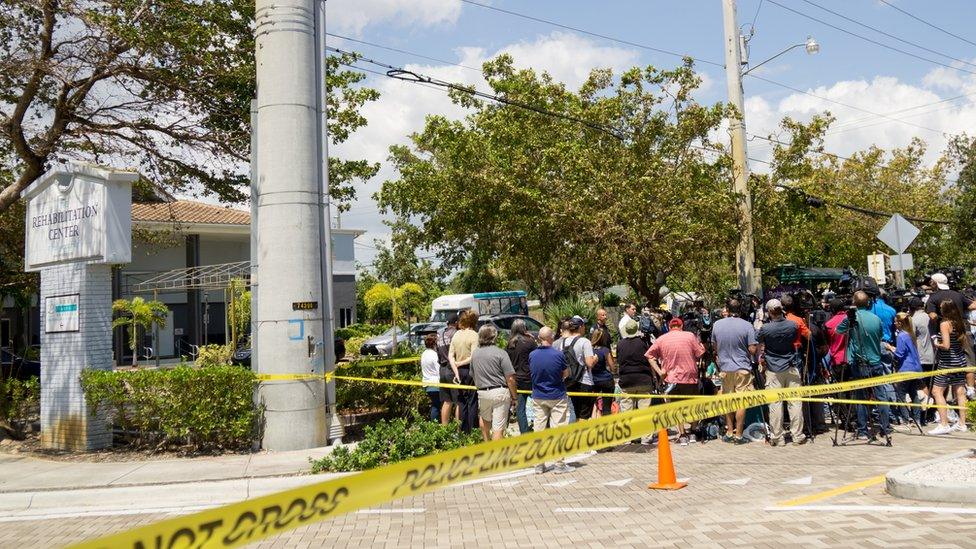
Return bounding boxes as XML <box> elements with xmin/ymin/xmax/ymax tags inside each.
<box><xmin>497</xmin><ymin>32</ymin><xmax>640</xmax><ymax>89</ymax></box>
<box><xmin>744</xmin><ymin>70</ymin><xmax>976</xmax><ymax>170</ymax></box>
<box><xmin>325</xmin><ymin>0</ymin><xmax>462</xmax><ymax>35</ymax></box>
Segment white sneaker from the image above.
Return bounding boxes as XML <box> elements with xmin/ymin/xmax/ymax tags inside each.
<box><xmin>948</xmin><ymin>409</ymin><xmax>960</xmax><ymax>423</ymax></box>
<box><xmin>967</xmin><ymin>386</ymin><xmax>976</xmax><ymax>400</ymax></box>
<box><xmin>688</xmin><ymin>434</ymin><xmax>697</xmax><ymax>444</ymax></box>
<box><xmin>552</xmin><ymin>463</ymin><xmax>574</xmax><ymax>475</ymax></box>
<box><xmin>953</xmin><ymin>423</ymin><xmax>968</xmax><ymax>433</ymax></box>
<box><xmin>535</xmin><ymin>464</ymin><xmax>547</xmax><ymax>475</ymax></box>
<box><xmin>928</xmin><ymin>425</ymin><xmax>953</xmax><ymax>435</ymax></box>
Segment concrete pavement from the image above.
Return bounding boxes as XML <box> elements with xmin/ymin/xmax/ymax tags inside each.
<box><xmin>1</xmin><ymin>429</ymin><xmax>975</xmax><ymax>547</ymax></box>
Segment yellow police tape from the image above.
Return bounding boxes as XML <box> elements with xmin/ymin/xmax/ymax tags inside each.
<box><xmin>70</xmin><ymin>366</ymin><xmax>974</xmax><ymax>549</ymax></box>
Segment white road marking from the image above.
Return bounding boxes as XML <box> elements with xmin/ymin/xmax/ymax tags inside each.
<box><xmin>554</xmin><ymin>507</ymin><xmax>628</xmax><ymax>513</ymax></box>
<box><xmin>677</xmin><ymin>477</ymin><xmax>691</xmax><ymax>483</ymax></box>
<box><xmin>453</xmin><ymin>469</ymin><xmax>535</xmax><ymax>488</ymax></box>
<box><xmin>603</xmin><ymin>478</ymin><xmax>633</xmax><ymax>487</ymax></box>
<box><xmin>765</xmin><ymin>504</ymin><xmax>976</xmax><ymax>515</ymax></box>
<box><xmin>544</xmin><ymin>480</ymin><xmax>577</xmax><ymax>488</ymax></box>
<box><xmin>357</xmin><ymin>508</ymin><xmax>426</xmax><ymax>515</ymax></box>
<box><xmin>722</xmin><ymin>477</ymin><xmax>751</xmax><ymax>485</ymax></box>
<box><xmin>783</xmin><ymin>476</ymin><xmax>813</xmax><ymax>485</ymax></box>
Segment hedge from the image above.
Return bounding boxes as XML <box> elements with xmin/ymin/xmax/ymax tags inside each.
<box><xmin>0</xmin><ymin>377</ymin><xmax>40</xmax><ymax>438</ymax></box>
<box><xmin>336</xmin><ymin>358</ymin><xmax>426</xmax><ymax>418</ymax></box>
<box><xmin>81</xmin><ymin>365</ymin><xmax>259</xmax><ymax>452</ymax></box>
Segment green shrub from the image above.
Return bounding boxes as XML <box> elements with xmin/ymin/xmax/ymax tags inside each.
<box><xmin>543</xmin><ymin>296</ymin><xmax>595</xmax><ymax>328</ymax></box>
<box><xmin>310</xmin><ymin>414</ymin><xmax>481</xmax><ymax>472</ymax></box>
<box><xmin>81</xmin><ymin>365</ymin><xmax>259</xmax><ymax>452</ymax></box>
<box><xmin>968</xmin><ymin>400</ymin><xmax>976</xmax><ymax>428</ymax></box>
<box><xmin>336</xmin><ymin>358</ymin><xmax>426</xmax><ymax>418</ymax></box>
<box><xmin>335</xmin><ymin>323</ymin><xmax>390</xmax><ymax>340</ymax></box>
<box><xmin>195</xmin><ymin>344</ymin><xmax>233</xmax><ymax>368</ymax></box>
<box><xmin>0</xmin><ymin>377</ymin><xmax>40</xmax><ymax>438</ymax></box>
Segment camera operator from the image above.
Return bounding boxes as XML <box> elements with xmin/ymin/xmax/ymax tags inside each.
<box><xmin>925</xmin><ymin>273</ymin><xmax>976</xmax><ymax>397</ymax></box>
<box><xmin>758</xmin><ymin>299</ymin><xmax>808</xmax><ymax>446</ymax></box>
<box><xmin>836</xmin><ymin>291</ymin><xmax>891</xmax><ymax>441</ymax></box>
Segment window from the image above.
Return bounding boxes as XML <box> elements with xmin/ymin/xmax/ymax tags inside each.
<box><xmin>339</xmin><ymin>308</ymin><xmax>353</xmax><ymax>328</ymax></box>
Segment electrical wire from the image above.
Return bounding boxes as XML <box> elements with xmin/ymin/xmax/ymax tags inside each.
<box><xmin>773</xmin><ymin>183</ymin><xmax>951</xmax><ymax>225</ymax></box>
<box><xmin>878</xmin><ymin>0</ymin><xmax>976</xmax><ymax>49</ymax></box>
<box><xmin>457</xmin><ymin>0</ymin><xmax>723</xmax><ymax>67</ymax></box>
<box><xmin>326</xmin><ymin>32</ymin><xmax>481</xmax><ymax>73</ymax></box>
<box><xmin>765</xmin><ymin>0</ymin><xmax>976</xmax><ymax>76</ymax></box>
<box><xmin>798</xmin><ymin>0</ymin><xmax>976</xmax><ymax>69</ymax></box>
<box><xmin>336</xmin><ymin>49</ymin><xmax>955</xmax><ymax>226</ymax></box>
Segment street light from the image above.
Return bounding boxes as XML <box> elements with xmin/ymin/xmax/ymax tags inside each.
<box><xmin>742</xmin><ymin>35</ymin><xmax>820</xmax><ymax>76</ymax></box>
<box><xmin>723</xmin><ymin>0</ymin><xmax>819</xmax><ymax>296</ymax></box>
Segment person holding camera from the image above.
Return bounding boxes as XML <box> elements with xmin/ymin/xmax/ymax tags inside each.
<box><xmin>836</xmin><ymin>291</ymin><xmax>891</xmax><ymax>441</ymax></box>
<box><xmin>758</xmin><ymin>299</ymin><xmax>808</xmax><ymax>446</ymax></box>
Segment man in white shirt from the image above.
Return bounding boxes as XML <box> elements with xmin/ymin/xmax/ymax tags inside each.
<box><xmin>618</xmin><ymin>303</ymin><xmax>637</xmax><ymax>338</ymax></box>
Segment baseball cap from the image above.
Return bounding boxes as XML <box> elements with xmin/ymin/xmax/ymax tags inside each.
<box><xmin>569</xmin><ymin>315</ymin><xmax>586</xmax><ymax>329</ymax></box>
<box><xmin>621</xmin><ymin>319</ymin><xmax>640</xmax><ymax>338</ymax></box>
<box><xmin>932</xmin><ymin>273</ymin><xmax>950</xmax><ymax>290</ymax></box>
<box><xmin>765</xmin><ymin>298</ymin><xmax>783</xmax><ymax>312</ymax></box>
<box><xmin>668</xmin><ymin>317</ymin><xmax>683</xmax><ymax>328</ymax></box>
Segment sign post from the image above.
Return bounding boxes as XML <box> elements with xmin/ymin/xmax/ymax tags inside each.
<box><xmin>22</xmin><ymin>163</ymin><xmax>136</xmax><ymax>451</ymax></box>
<box><xmin>876</xmin><ymin>214</ymin><xmax>919</xmax><ymax>290</ymax></box>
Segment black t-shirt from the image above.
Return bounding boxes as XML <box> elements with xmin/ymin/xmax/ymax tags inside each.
<box><xmin>616</xmin><ymin>337</ymin><xmax>652</xmax><ymax>389</ymax></box>
<box><xmin>926</xmin><ymin>290</ymin><xmax>972</xmax><ymax>334</ymax></box>
<box><xmin>506</xmin><ymin>335</ymin><xmax>538</xmax><ymax>390</ymax></box>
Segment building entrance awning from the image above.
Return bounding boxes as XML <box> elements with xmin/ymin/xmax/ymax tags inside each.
<box><xmin>130</xmin><ymin>261</ymin><xmax>251</xmax><ymax>293</ymax></box>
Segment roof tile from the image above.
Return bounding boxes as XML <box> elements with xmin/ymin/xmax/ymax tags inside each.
<box><xmin>132</xmin><ymin>200</ymin><xmax>250</xmax><ymax>225</ymax></box>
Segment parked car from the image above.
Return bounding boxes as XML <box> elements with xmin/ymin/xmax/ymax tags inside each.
<box><xmin>407</xmin><ymin>322</ymin><xmax>444</xmax><ymax>348</ymax></box>
<box><xmin>1</xmin><ymin>346</ymin><xmax>40</xmax><ymax>380</ymax></box>
<box><xmin>476</xmin><ymin>314</ymin><xmax>544</xmax><ymax>338</ymax></box>
<box><xmin>231</xmin><ymin>337</ymin><xmax>347</xmax><ymax>367</ymax></box>
<box><xmin>359</xmin><ymin>327</ymin><xmax>409</xmax><ymax>357</ymax></box>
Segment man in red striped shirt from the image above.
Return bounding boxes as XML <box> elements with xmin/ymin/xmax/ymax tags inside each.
<box><xmin>646</xmin><ymin>317</ymin><xmax>705</xmax><ymax>445</ymax></box>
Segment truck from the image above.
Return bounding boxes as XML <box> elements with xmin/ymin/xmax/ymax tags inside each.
<box><xmin>429</xmin><ymin>291</ymin><xmax>528</xmax><ymax>322</ymax></box>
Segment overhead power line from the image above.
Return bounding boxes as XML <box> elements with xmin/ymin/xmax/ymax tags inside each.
<box><xmin>766</xmin><ymin>0</ymin><xmax>976</xmax><ymax>76</ymax></box>
<box><xmin>798</xmin><ymin>0</ymin><xmax>976</xmax><ymax>69</ymax></box>
<box><xmin>878</xmin><ymin>0</ymin><xmax>976</xmax><ymax>49</ymax></box>
<box><xmin>774</xmin><ymin>184</ymin><xmax>951</xmax><ymax>225</ymax></box>
<box><xmin>457</xmin><ymin>0</ymin><xmax>953</xmax><ymax>138</ymax></box>
<box><xmin>326</xmin><ymin>32</ymin><xmax>482</xmax><ymax>73</ymax></box>
<box><xmin>336</xmin><ymin>48</ymin><xmax>953</xmax><ymax>226</ymax></box>
<box><xmin>457</xmin><ymin>0</ymin><xmax>724</xmax><ymax>67</ymax></box>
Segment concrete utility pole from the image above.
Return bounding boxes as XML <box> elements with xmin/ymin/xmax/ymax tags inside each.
<box><xmin>254</xmin><ymin>0</ymin><xmax>329</xmax><ymax>450</ymax></box>
<box><xmin>722</xmin><ymin>0</ymin><xmax>758</xmax><ymax>296</ymax></box>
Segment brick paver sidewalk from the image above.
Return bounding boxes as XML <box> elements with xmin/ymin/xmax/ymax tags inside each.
<box><xmin>2</xmin><ymin>429</ymin><xmax>975</xmax><ymax>548</ymax></box>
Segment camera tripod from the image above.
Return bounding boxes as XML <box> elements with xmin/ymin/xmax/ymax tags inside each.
<box><xmin>830</xmin><ymin>311</ymin><xmax>894</xmax><ymax>447</ymax></box>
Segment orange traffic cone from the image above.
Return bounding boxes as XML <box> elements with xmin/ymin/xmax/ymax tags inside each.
<box><xmin>647</xmin><ymin>428</ymin><xmax>687</xmax><ymax>490</ymax></box>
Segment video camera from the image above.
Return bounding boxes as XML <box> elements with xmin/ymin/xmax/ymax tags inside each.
<box><xmin>727</xmin><ymin>289</ymin><xmax>758</xmax><ymax>321</ymax></box>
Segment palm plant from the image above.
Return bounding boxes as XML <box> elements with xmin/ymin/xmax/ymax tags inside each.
<box><xmin>112</xmin><ymin>297</ymin><xmax>169</xmax><ymax>366</ymax></box>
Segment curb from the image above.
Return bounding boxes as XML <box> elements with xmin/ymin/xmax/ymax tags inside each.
<box><xmin>886</xmin><ymin>449</ymin><xmax>976</xmax><ymax>504</ymax></box>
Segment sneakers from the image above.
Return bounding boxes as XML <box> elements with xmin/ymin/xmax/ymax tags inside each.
<box><xmin>535</xmin><ymin>464</ymin><xmax>547</xmax><ymax>475</ymax></box>
<box><xmin>967</xmin><ymin>386</ymin><xmax>976</xmax><ymax>399</ymax></box>
<box><xmin>678</xmin><ymin>436</ymin><xmax>689</xmax><ymax>446</ymax></box>
<box><xmin>793</xmin><ymin>436</ymin><xmax>810</xmax><ymax>446</ymax></box>
<box><xmin>952</xmin><ymin>423</ymin><xmax>968</xmax><ymax>433</ymax></box>
<box><xmin>855</xmin><ymin>433</ymin><xmax>870</xmax><ymax>441</ymax></box>
<box><xmin>688</xmin><ymin>434</ymin><xmax>697</xmax><ymax>444</ymax></box>
<box><xmin>552</xmin><ymin>463</ymin><xmax>574</xmax><ymax>475</ymax></box>
<box><xmin>928</xmin><ymin>424</ymin><xmax>953</xmax><ymax>435</ymax></box>
<box><xmin>721</xmin><ymin>434</ymin><xmax>735</xmax><ymax>443</ymax></box>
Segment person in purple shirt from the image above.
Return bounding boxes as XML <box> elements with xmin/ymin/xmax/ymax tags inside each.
<box><xmin>885</xmin><ymin>312</ymin><xmax>923</xmax><ymax>426</ymax></box>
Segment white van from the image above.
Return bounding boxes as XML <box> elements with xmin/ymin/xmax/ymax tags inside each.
<box><xmin>429</xmin><ymin>291</ymin><xmax>528</xmax><ymax>322</ymax></box>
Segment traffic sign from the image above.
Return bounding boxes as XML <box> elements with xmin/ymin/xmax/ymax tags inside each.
<box><xmin>876</xmin><ymin>214</ymin><xmax>919</xmax><ymax>254</ymax></box>
<box><xmin>889</xmin><ymin>253</ymin><xmax>914</xmax><ymax>272</ymax></box>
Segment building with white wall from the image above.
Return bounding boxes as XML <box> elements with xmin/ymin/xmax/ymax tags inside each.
<box><xmin>1</xmin><ymin>192</ymin><xmax>363</xmax><ymax>364</ymax></box>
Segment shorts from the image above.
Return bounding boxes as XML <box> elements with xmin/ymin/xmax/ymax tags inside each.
<box><xmin>477</xmin><ymin>387</ymin><xmax>511</xmax><ymax>432</ymax></box>
<box><xmin>439</xmin><ymin>366</ymin><xmax>459</xmax><ymax>403</ymax></box>
<box><xmin>719</xmin><ymin>370</ymin><xmax>754</xmax><ymax>393</ymax></box>
<box><xmin>665</xmin><ymin>383</ymin><xmax>700</xmax><ymax>398</ymax></box>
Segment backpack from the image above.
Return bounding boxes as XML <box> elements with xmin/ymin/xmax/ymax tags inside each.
<box><xmin>562</xmin><ymin>336</ymin><xmax>585</xmax><ymax>388</ymax></box>
<box><xmin>639</xmin><ymin>314</ymin><xmax>654</xmax><ymax>335</ymax></box>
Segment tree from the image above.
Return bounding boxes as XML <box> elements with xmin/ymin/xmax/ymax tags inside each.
<box><xmin>111</xmin><ymin>296</ymin><xmax>168</xmax><ymax>366</ymax></box>
<box><xmin>371</xmin><ymin>220</ymin><xmax>445</xmax><ymax>297</ymax></box>
<box><xmin>947</xmin><ymin>134</ymin><xmax>976</xmax><ymax>261</ymax></box>
<box><xmin>227</xmin><ymin>278</ymin><xmax>250</xmax><ymax>349</ymax></box>
<box><xmin>0</xmin><ymin>0</ymin><xmax>378</xmax><ymax>212</ymax></box>
<box><xmin>379</xmin><ymin>55</ymin><xmax>741</xmax><ymax>306</ymax></box>
<box><xmin>363</xmin><ymin>282</ymin><xmax>427</xmax><ymax>324</ymax></box>
<box><xmin>753</xmin><ymin>115</ymin><xmax>961</xmax><ymax>275</ymax></box>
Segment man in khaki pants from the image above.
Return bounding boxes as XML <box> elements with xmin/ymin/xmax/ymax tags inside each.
<box><xmin>758</xmin><ymin>299</ymin><xmax>808</xmax><ymax>446</ymax></box>
<box><xmin>529</xmin><ymin>326</ymin><xmax>572</xmax><ymax>474</ymax></box>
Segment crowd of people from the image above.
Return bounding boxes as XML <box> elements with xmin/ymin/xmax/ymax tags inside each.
<box><xmin>417</xmin><ymin>272</ymin><xmax>975</xmax><ymax>472</ymax></box>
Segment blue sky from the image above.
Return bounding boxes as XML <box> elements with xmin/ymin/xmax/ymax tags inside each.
<box><xmin>322</xmin><ymin>0</ymin><xmax>976</xmax><ymax>266</ymax></box>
